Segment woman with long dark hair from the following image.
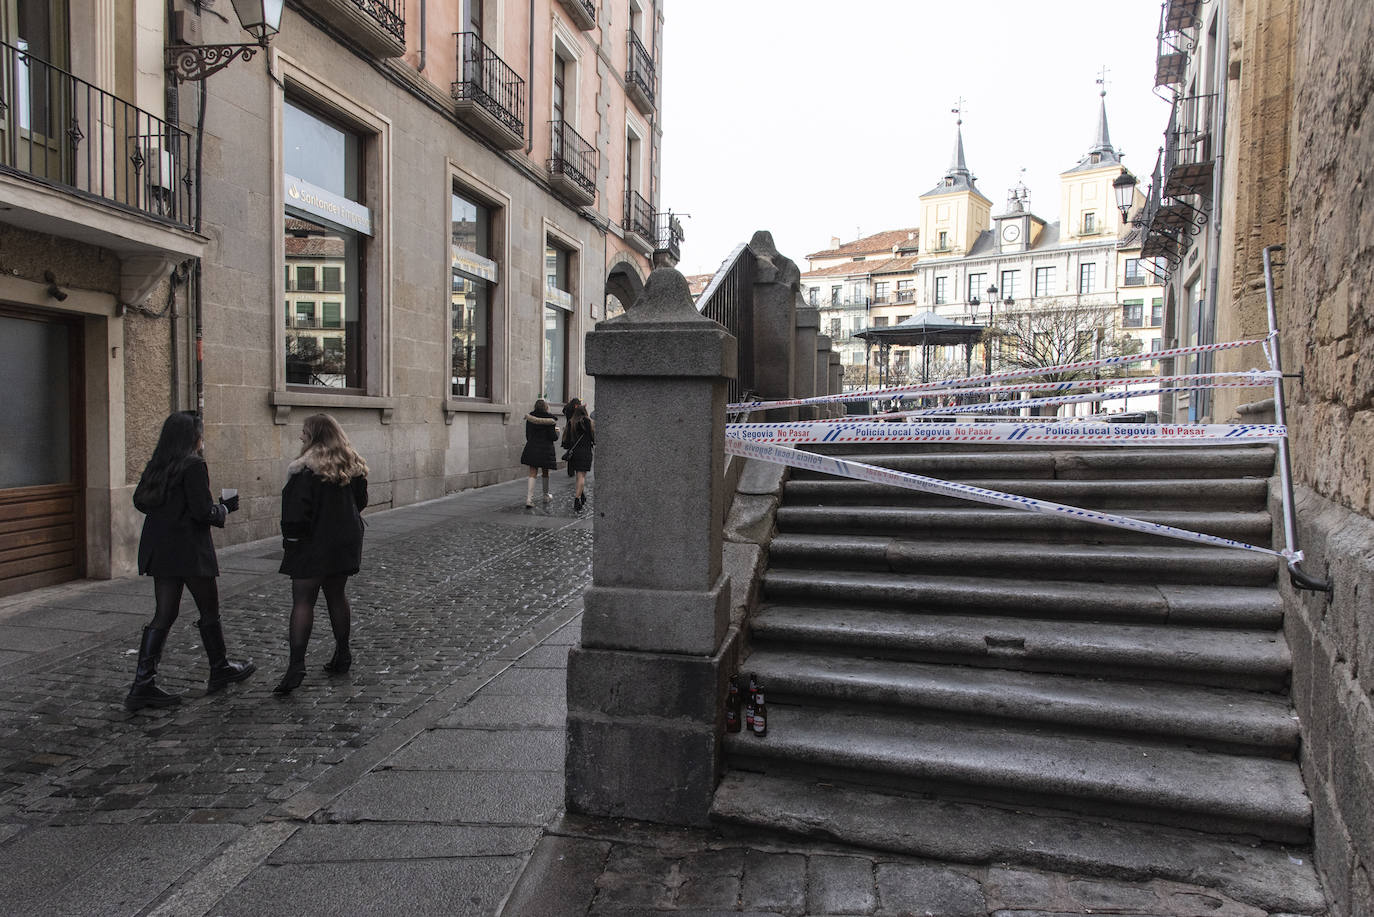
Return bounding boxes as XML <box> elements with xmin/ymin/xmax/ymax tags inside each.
<box><xmin>520</xmin><ymin>398</ymin><xmax>560</xmax><ymax>508</ymax></box>
<box><xmin>126</xmin><ymin>411</ymin><xmax>255</xmax><ymax>711</ymax></box>
<box><xmin>561</xmin><ymin>403</ymin><xmax>595</xmax><ymax>511</ymax></box>
<box><xmin>273</xmin><ymin>413</ymin><xmax>369</xmax><ymax>695</ymax></box>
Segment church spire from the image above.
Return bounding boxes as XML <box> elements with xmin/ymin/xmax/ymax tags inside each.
<box><xmin>922</xmin><ymin>100</ymin><xmax>984</xmax><ymax>197</ymax></box>
<box><xmin>1090</xmin><ymin>74</ymin><xmax>1114</xmax><ymax>156</ymax></box>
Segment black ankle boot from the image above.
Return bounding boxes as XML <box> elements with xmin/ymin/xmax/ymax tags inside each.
<box><xmin>274</xmin><ymin>645</ymin><xmax>308</xmax><ymax>695</ymax></box>
<box><xmin>323</xmin><ymin>644</ymin><xmax>352</xmax><ymax>675</ymax></box>
<box><xmin>198</xmin><ymin>619</ymin><xmax>256</xmax><ymax>692</ymax></box>
<box><xmin>125</xmin><ymin>625</ymin><xmax>182</xmax><ymax>711</ymax></box>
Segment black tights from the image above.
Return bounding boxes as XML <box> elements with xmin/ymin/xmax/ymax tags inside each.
<box><xmin>288</xmin><ymin>575</ymin><xmax>351</xmax><ymax>659</ymax></box>
<box><xmin>151</xmin><ymin>576</ymin><xmax>219</xmax><ymax>630</ymax></box>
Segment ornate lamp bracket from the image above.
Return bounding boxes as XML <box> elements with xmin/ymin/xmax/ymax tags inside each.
<box><xmin>165</xmin><ymin>43</ymin><xmax>261</xmax><ymax>82</ymax></box>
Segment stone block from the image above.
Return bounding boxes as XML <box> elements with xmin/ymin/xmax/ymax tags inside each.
<box><xmin>723</xmin><ymin>493</ymin><xmax>779</xmax><ymax>545</ymax></box>
<box><xmin>1332</xmin><ymin>692</ymin><xmax>1374</xmax><ymax>869</ymax></box>
<box><xmin>565</xmin><ymin>714</ymin><xmax>718</xmax><ymax>824</ymax></box>
<box><xmin>498</xmin><ymin>834</ymin><xmax>610</xmax><ymax>917</ymax></box>
<box><xmin>581</xmin><ymin>575</ymin><xmax>730</xmax><ymax>656</ymax></box>
<box><xmin>806</xmin><ymin>854</ymin><xmax>876</xmax><ymax>915</ymax></box>
<box><xmin>722</xmin><ymin>541</ymin><xmax>763</xmax><ymax>626</ymax></box>
<box><xmin>736</xmin><ymin>458</ymin><xmax>787</xmax><ymax>497</ymax></box>
<box><xmin>740</xmin><ymin>851</ymin><xmax>806</xmax><ymax>913</ymax></box>
<box><xmin>567</xmin><ymin>636</ymin><xmax>735</xmax><ymax>722</ymax></box>
<box><xmin>1309</xmin><ymin>780</ymin><xmax>1354</xmax><ymax>911</ymax></box>
<box><xmin>876</xmin><ymin>862</ymin><xmax>986</xmax><ymax>916</ymax></box>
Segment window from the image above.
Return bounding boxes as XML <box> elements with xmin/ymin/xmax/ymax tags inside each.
<box><xmin>1079</xmin><ymin>263</ymin><xmax>1096</xmax><ymax>293</ymax></box>
<box><xmin>874</xmin><ymin>281</ymin><xmax>889</xmax><ymax>302</ymax></box>
<box><xmin>894</xmin><ymin>351</ymin><xmax>910</xmax><ymax>375</ymax></box>
<box><xmin>828</xmin><ymin>318</ymin><xmax>841</xmax><ymax>338</ymax></box>
<box><xmin>322</xmin><ymin>302</ymin><xmax>343</xmax><ymax>328</ymax></box>
<box><xmin>937</xmin><ymin>231</ymin><xmax>949</xmax><ymax>250</ymax></box>
<box><xmin>807</xmin><ymin>287</ymin><xmax>817</xmax><ymax>307</ymax></box>
<box><xmin>544</xmin><ymin>240</ymin><xmax>575</xmax><ymax>403</ymax></box>
<box><xmin>830</xmin><ymin>285</ymin><xmax>840</xmax><ymax>305</ymax></box>
<box><xmin>874</xmin><ymin>316</ymin><xmax>889</xmax><ymax>328</ymax></box>
<box><xmin>451</xmin><ymin>187</ymin><xmax>495</xmax><ymax>399</ymax></box>
<box><xmin>282</xmin><ymin>101</ymin><xmax>366</xmax><ymax>390</ymax></box>
<box><xmin>999</xmin><ymin>270</ymin><xmax>1020</xmax><ymax>300</ymax></box>
<box><xmin>896</xmin><ymin>279</ymin><xmax>914</xmax><ymax>302</ymax></box>
<box><xmin>1082</xmin><ymin>212</ymin><xmax>1096</xmax><ymax>234</ymax></box>
<box><xmin>1122</xmin><ymin>299</ymin><xmax>1144</xmax><ymax>328</ymax></box>
<box><xmin>1124</xmin><ymin>257</ymin><xmax>1143</xmax><ymax>285</ymax></box>
<box><xmin>967</xmin><ymin>273</ymin><xmax>986</xmax><ymax>303</ymax></box>
<box><xmin>896</xmin><ymin>315</ymin><xmax>910</xmax><ymax>325</ymax></box>
<box><xmin>1151</xmin><ymin>298</ymin><xmax>1164</xmax><ymax>326</ymax></box>
<box><xmin>1034</xmin><ymin>266</ymin><xmax>1056</xmax><ymax>297</ymax></box>
<box><xmin>934</xmin><ymin>277</ymin><xmax>949</xmax><ymax>305</ymax></box>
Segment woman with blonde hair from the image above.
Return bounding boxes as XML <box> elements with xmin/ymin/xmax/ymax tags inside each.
<box><xmin>519</xmin><ymin>398</ymin><xmax>560</xmax><ymax>508</ymax></box>
<box><xmin>274</xmin><ymin>413</ymin><xmax>369</xmax><ymax>695</ymax></box>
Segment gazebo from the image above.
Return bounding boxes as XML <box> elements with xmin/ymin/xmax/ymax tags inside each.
<box><xmin>854</xmin><ymin>311</ymin><xmax>987</xmax><ymax>391</ymax></box>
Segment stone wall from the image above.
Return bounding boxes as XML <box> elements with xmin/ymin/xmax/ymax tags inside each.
<box><xmin>1281</xmin><ymin>0</ymin><xmax>1374</xmax><ymax>912</ymax></box>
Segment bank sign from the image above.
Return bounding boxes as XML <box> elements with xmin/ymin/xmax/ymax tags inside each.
<box><xmin>285</xmin><ymin>173</ymin><xmax>373</xmax><ymax>236</ymax></box>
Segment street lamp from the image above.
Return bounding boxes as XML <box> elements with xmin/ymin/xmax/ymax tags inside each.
<box><xmin>1113</xmin><ymin>168</ymin><xmax>1138</xmax><ymax>224</ymax></box>
<box><xmin>166</xmin><ymin>0</ymin><xmax>284</xmax><ymax>81</ymax></box>
<box><xmin>984</xmin><ymin>284</ymin><xmax>998</xmax><ymax>374</ymax></box>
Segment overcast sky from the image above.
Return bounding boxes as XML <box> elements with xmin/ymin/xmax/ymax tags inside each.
<box><xmin>658</xmin><ymin>1</ymin><xmax>1173</xmax><ymax>276</ymax></box>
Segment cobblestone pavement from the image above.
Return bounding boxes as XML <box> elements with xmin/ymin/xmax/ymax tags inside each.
<box><xmin>0</xmin><ymin>482</ymin><xmax>592</xmax><ymax>829</ymax></box>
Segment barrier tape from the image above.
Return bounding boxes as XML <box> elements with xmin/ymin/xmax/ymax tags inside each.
<box><xmin>884</xmin><ymin>381</ymin><xmax>1272</xmax><ymax>418</ymax></box>
<box><xmin>728</xmin><ymin>336</ymin><xmax>1267</xmax><ymax>412</ymax></box>
<box><xmin>724</xmin><ymin>437</ymin><xmax>1291</xmax><ymax>559</ymax></box>
<box><xmin>725</xmin><ymin>420</ymin><xmax>1287</xmax><ymax>446</ymax></box>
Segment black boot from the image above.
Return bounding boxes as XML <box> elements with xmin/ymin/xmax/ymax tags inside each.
<box><xmin>198</xmin><ymin>619</ymin><xmax>256</xmax><ymax>692</ymax></box>
<box><xmin>322</xmin><ymin>644</ymin><xmax>352</xmax><ymax>675</ymax></box>
<box><xmin>274</xmin><ymin>644</ymin><xmax>307</xmax><ymax>695</ymax></box>
<box><xmin>124</xmin><ymin>625</ymin><xmax>182</xmax><ymax>711</ymax></box>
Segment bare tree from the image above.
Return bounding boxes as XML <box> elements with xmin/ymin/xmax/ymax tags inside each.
<box><xmin>992</xmin><ymin>304</ymin><xmax>1139</xmax><ymax>383</ymax></box>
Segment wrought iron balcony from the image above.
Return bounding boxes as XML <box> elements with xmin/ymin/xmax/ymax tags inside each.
<box><xmin>556</xmin><ymin>0</ymin><xmax>597</xmax><ymax>31</ymax></box>
<box><xmin>548</xmin><ymin>120</ymin><xmax>596</xmax><ymax>206</ymax></box>
<box><xmin>0</xmin><ymin>40</ymin><xmax>193</xmax><ymax>230</ymax></box>
<box><xmin>1163</xmin><ymin>93</ymin><xmax>1215</xmax><ymax>197</ymax></box>
<box><xmin>623</xmin><ymin>188</ymin><xmax>654</xmax><ymax>252</ymax></box>
<box><xmin>1163</xmin><ymin>0</ymin><xmax>1202</xmax><ymax>32</ymax></box>
<box><xmin>451</xmin><ymin>32</ymin><xmax>525</xmax><ymax>149</ymax></box>
<box><xmin>1154</xmin><ymin>3</ymin><xmax>1193</xmax><ymax>90</ymax></box>
<box><xmin>654</xmin><ymin>210</ymin><xmax>684</xmax><ymax>264</ymax></box>
<box><xmin>296</xmin><ymin>0</ymin><xmax>405</xmax><ymax>57</ymax></box>
<box><xmin>625</xmin><ymin>30</ymin><xmax>656</xmax><ymax>114</ymax></box>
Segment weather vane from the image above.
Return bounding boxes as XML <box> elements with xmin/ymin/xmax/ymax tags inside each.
<box><xmin>1096</xmin><ymin>66</ymin><xmax>1111</xmax><ymax>97</ymax></box>
<box><xmin>951</xmin><ymin>97</ymin><xmax>967</xmax><ymax>125</ymax></box>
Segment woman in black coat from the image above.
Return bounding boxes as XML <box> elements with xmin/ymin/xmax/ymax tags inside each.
<box><xmin>520</xmin><ymin>398</ymin><xmax>559</xmax><ymax>508</ymax></box>
<box><xmin>126</xmin><ymin>411</ymin><xmax>255</xmax><ymax>711</ymax></box>
<box><xmin>273</xmin><ymin>413</ymin><xmax>369</xmax><ymax>695</ymax></box>
<box><xmin>561</xmin><ymin>403</ymin><xmax>595</xmax><ymax>512</ymax></box>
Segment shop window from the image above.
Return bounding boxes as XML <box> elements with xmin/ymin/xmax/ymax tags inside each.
<box><xmin>451</xmin><ymin>185</ymin><xmax>497</xmax><ymax>400</ymax></box>
<box><xmin>544</xmin><ymin>239</ymin><xmax>575</xmax><ymax>404</ymax></box>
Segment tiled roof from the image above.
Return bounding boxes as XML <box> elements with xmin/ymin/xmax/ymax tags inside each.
<box><xmin>805</xmin><ymin>228</ymin><xmax>919</xmax><ymax>261</ymax></box>
<box><xmin>871</xmin><ymin>255</ymin><xmax>921</xmax><ymax>276</ymax></box>
<box><xmin>684</xmin><ymin>273</ymin><xmax>713</xmax><ymax>297</ymax></box>
<box><xmin>802</xmin><ymin>258</ymin><xmax>897</xmax><ymax>280</ymax></box>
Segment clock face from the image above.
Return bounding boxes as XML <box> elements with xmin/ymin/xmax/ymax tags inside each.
<box><xmin>1002</xmin><ymin>223</ymin><xmax>1021</xmax><ymax>242</ymax></box>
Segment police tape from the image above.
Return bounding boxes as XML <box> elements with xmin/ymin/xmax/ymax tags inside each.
<box><xmin>728</xmin><ymin>336</ymin><xmax>1268</xmax><ymax>412</ymax></box>
<box><xmin>883</xmin><ymin>381</ymin><xmax>1273</xmax><ymax>418</ymax></box>
<box><xmin>723</xmin><ymin>436</ymin><xmax>1293</xmax><ymax>560</ymax></box>
<box><xmin>725</xmin><ymin>420</ymin><xmax>1286</xmax><ymax>446</ymax></box>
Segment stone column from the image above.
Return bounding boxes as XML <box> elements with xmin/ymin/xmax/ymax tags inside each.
<box><xmin>815</xmin><ymin>335</ymin><xmax>834</xmax><ymax>417</ymax></box>
<box><xmin>748</xmin><ymin>231</ymin><xmax>799</xmax><ymax>407</ymax></box>
<box><xmin>830</xmin><ymin>351</ymin><xmax>844</xmax><ymax>413</ymax></box>
<box><xmin>567</xmin><ymin>268</ymin><xmax>739</xmax><ymax>825</ymax></box>
<box><xmin>793</xmin><ymin>303</ymin><xmax>820</xmax><ymax>421</ymax></box>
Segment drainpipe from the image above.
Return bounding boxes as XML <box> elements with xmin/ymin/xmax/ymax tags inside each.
<box><xmin>526</xmin><ymin>0</ymin><xmax>535</xmax><ymax>154</ymax></box>
<box><xmin>417</xmin><ymin>0</ymin><xmax>426</xmax><ymax>70</ymax></box>
<box><xmin>1199</xmin><ymin>6</ymin><xmax>1229</xmax><ymax>420</ymax></box>
<box><xmin>192</xmin><ymin>76</ymin><xmax>208</xmax><ymax>414</ymax></box>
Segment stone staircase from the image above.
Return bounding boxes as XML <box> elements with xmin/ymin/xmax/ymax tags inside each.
<box><xmin>711</xmin><ymin>442</ymin><xmax>1325</xmax><ymax>912</ymax></box>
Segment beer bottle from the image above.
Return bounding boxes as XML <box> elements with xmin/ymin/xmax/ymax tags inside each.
<box><xmin>752</xmin><ymin>698</ymin><xmax>768</xmax><ymax>737</ymax></box>
<box><xmin>749</xmin><ymin>674</ymin><xmax>765</xmax><ymax>708</ymax></box>
<box><xmin>725</xmin><ymin>674</ymin><xmax>742</xmax><ymax>733</ymax></box>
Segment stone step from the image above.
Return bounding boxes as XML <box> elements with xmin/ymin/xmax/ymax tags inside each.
<box><xmin>761</xmin><ymin>569</ymin><xmax>1282</xmax><ymax>626</ymax></box>
<box><xmin>767</xmin><ymin>535</ymin><xmax>1279</xmax><ymax>587</ymax></box>
<box><xmin>783</xmin><ymin>477</ymin><xmax>1269</xmax><ymax>510</ymax></box>
<box><xmin>721</xmin><ymin>705</ymin><xmax>1311</xmax><ymax>843</ymax></box>
<box><xmin>775</xmin><ymin>505</ymin><xmax>1275</xmax><ymax>547</ymax></box>
<box><xmin>750</xmin><ymin>605</ymin><xmax>1291</xmax><ymax>690</ymax></box>
<box><xmin>709</xmin><ymin>772</ymin><xmax>1327</xmax><ymax>915</ymax></box>
<box><xmin>789</xmin><ymin>446</ymin><xmax>1276</xmax><ymax>481</ymax></box>
<box><xmin>745</xmin><ymin>649</ymin><xmax>1299</xmax><ymax>755</ymax></box>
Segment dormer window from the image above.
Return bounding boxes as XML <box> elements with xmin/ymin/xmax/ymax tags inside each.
<box><xmin>1090</xmin><ymin>152</ymin><xmax>1101</xmax><ymax>164</ymax></box>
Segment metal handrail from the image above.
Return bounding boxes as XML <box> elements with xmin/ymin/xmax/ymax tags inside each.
<box><xmin>1262</xmin><ymin>243</ymin><xmax>1332</xmax><ymax>593</ymax></box>
<box><xmin>452</xmin><ymin>32</ymin><xmax>525</xmax><ymax>138</ymax></box>
<box><xmin>623</xmin><ymin>188</ymin><xmax>654</xmax><ymax>242</ymax></box>
<box><xmin>548</xmin><ymin>119</ymin><xmax>596</xmax><ymax>196</ymax></box>
<box><xmin>351</xmin><ymin>0</ymin><xmax>405</xmax><ymax>42</ymax></box>
<box><xmin>0</xmin><ymin>39</ymin><xmax>194</xmax><ymax>229</ymax></box>
<box><xmin>697</xmin><ymin>242</ymin><xmax>755</xmax><ymax>405</ymax></box>
<box><xmin>626</xmin><ymin>30</ymin><xmax>655</xmax><ymax>106</ymax></box>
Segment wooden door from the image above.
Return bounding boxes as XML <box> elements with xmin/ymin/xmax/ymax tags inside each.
<box><xmin>0</xmin><ymin>308</ymin><xmax>84</xmax><ymax>597</ymax></box>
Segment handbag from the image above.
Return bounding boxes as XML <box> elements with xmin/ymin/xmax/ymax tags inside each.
<box><xmin>561</xmin><ymin>433</ymin><xmax>584</xmax><ymax>468</ymax></box>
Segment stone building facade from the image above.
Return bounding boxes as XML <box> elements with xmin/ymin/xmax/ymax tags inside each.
<box><xmin>0</xmin><ymin>0</ymin><xmax>671</xmax><ymax>595</ymax></box>
<box><xmin>1139</xmin><ymin>0</ymin><xmax>1373</xmax><ymax>910</ymax></box>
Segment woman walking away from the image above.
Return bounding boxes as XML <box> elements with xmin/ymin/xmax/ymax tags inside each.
<box><xmin>562</xmin><ymin>403</ymin><xmax>595</xmax><ymax>512</ymax></box>
<box><xmin>520</xmin><ymin>398</ymin><xmax>559</xmax><ymax>507</ymax></box>
<box><xmin>127</xmin><ymin>411</ymin><xmax>255</xmax><ymax>711</ymax></box>
<box><xmin>274</xmin><ymin>413</ymin><xmax>369</xmax><ymax>695</ymax></box>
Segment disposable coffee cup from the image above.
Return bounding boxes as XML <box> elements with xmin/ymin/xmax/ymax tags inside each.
<box><xmin>221</xmin><ymin>488</ymin><xmax>237</xmax><ymax>501</ymax></box>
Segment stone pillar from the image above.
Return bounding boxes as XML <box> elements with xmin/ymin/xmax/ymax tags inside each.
<box><xmin>829</xmin><ymin>351</ymin><xmax>844</xmax><ymax>416</ymax></box>
<box><xmin>567</xmin><ymin>268</ymin><xmax>739</xmax><ymax>825</ymax></box>
<box><xmin>748</xmin><ymin>231</ymin><xmax>799</xmax><ymax>405</ymax></box>
<box><xmin>815</xmin><ymin>335</ymin><xmax>834</xmax><ymax>417</ymax></box>
<box><xmin>793</xmin><ymin>303</ymin><xmax>820</xmax><ymax>421</ymax></box>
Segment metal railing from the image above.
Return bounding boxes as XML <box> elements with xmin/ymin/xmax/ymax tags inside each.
<box><xmin>0</xmin><ymin>40</ymin><xmax>194</xmax><ymax>229</ymax></box>
<box><xmin>696</xmin><ymin>243</ymin><xmax>755</xmax><ymax>405</ymax></box>
<box><xmin>548</xmin><ymin>119</ymin><xmax>596</xmax><ymax>197</ymax></box>
<box><xmin>654</xmin><ymin>211</ymin><xmax>684</xmax><ymax>262</ymax></box>
<box><xmin>626</xmin><ymin>30</ymin><xmax>655</xmax><ymax>107</ymax></box>
<box><xmin>452</xmin><ymin>32</ymin><xmax>525</xmax><ymax>139</ymax></box>
<box><xmin>353</xmin><ymin>0</ymin><xmax>405</xmax><ymax>43</ymax></box>
<box><xmin>624</xmin><ymin>188</ymin><xmax>654</xmax><ymax>242</ymax></box>
<box><xmin>1163</xmin><ymin>93</ymin><xmax>1215</xmax><ymax>197</ymax></box>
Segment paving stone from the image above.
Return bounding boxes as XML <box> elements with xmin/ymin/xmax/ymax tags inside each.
<box><xmin>675</xmin><ymin>848</ymin><xmax>746</xmax><ymax>909</ymax></box>
<box><xmin>593</xmin><ymin>843</ymin><xmax>680</xmax><ymax>910</ymax></box>
<box><xmin>268</xmin><ymin>824</ymin><xmax>542</xmax><ymax>863</ymax></box>
<box><xmin>985</xmin><ymin>866</ymin><xmax>1060</xmax><ymax>908</ymax></box>
<box><xmin>808</xmin><ymin>854</ymin><xmax>878</xmax><ymax>915</ymax></box>
<box><xmin>325</xmin><ymin>770</ymin><xmax>563</xmax><ymax>826</ymax></box>
<box><xmin>741</xmin><ymin>850</ymin><xmax>807</xmax><ymax>913</ymax></box>
<box><xmin>876</xmin><ymin>862</ymin><xmax>986</xmax><ymax>916</ymax></box>
<box><xmin>384</xmin><ymin>727</ymin><xmax>564</xmax><ymax>772</ymax></box>
<box><xmin>438</xmin><ymin>693</ymin><xmax>569</xmax><ymax>729</ymax></box>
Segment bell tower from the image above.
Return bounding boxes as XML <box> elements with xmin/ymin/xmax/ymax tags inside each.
<box><xmin>918</xmin><ymin>103</ymin><xmax>992</xmax><ymax>258</ymax></box>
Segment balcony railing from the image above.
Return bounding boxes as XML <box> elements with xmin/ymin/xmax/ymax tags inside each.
<box><xmin>1163</xmin><ymin>93</ymin><xmax>1215</xmax><ymax>197</ymax></box>
<box><xmin>0</xmin><ymin>40</ymin><xmax>194</xmax><ymax>229</ymax></box>
<box><xmin>452</xmin><ymin>32</ymin><xmax>525</xmax><ymax>147</ymax></box>
<box><xmin>354</xmin><ymin>0</ymin><xmax>405</xmax><ymax>43</ymax></box>
<box><xmin>624</xmin><ymin>188</ymin><xmax>654</xmax><ymax>247</ymax></box>
<box><xmin>548</xmin><ymin>119</ymin><xmax>596</xmax><ymax>202</ymax></box>
<box><xmin>654</xmin><ymin>211</ymin><xmax>684</xmax><ymax>263</ymax></box>
<box><xmin>625</xmin><ymin>30</ymin><xmax>656</xmax><ymax>112</ymax></box>
<box><xmin>556</xmin><ymin>0</ymin><xmax>597</xmax><ymax>30</ymax></box>
<box><xmin>1123</xmin><ymin>275</ymin><xmax>1147</xmax><ymax>286</ymax></box>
